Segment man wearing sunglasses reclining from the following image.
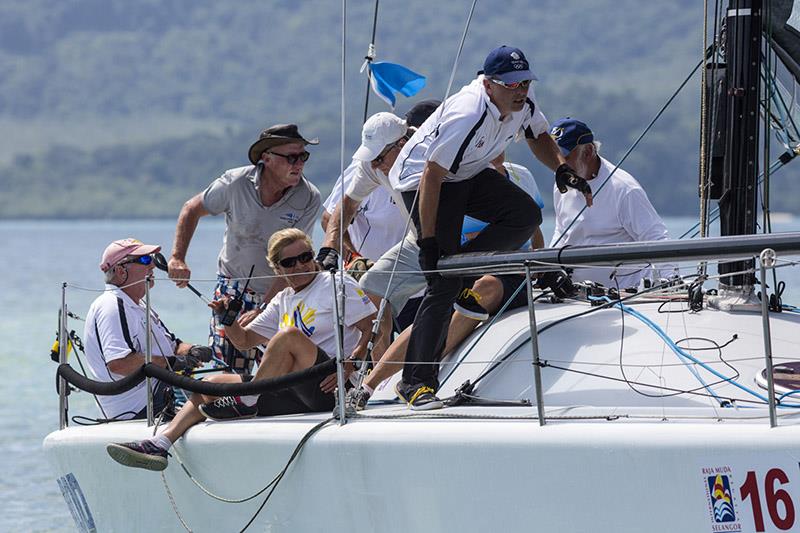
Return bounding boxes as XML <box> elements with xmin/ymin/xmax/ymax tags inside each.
<box><xmin>107</xmin><ymin>229</ymin><xmax>376</xmax><ymax>472</ymax></box>
<box><xmin>167</xmin><ymin>124</ymin><xmax>322</xmax><ymax>375</ymax></box>
<box><xmin>84</xmin><ymin>238</ymin><xmax>212</xmax><ymax>421</ymax></box>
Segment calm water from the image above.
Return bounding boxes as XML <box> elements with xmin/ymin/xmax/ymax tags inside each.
<box><xmin>3</xmin><ymin>217</ymin><xmax>800</xmax><ymax>531</ymax></box>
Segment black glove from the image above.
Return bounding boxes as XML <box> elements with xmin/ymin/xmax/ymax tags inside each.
<box><xmin>536</xmin><ymin>270</ymin><xmax>577</xmax><ymax>299</ymax></box>
<box><xmin>556</xmin><ymin>163</ymin><xmax>592</xmax><ymax>196</ymax></box>
<box><xmin>417</xmin><ymin>237</ymin><xmax>441</xmax><ymax>283</ymax></box>
<box><xmin>316</xmin><ymin>246</ymin><xmax>339</xmax><ymax>271</ymax></box>
<box><xmin>188</xmin><ymin>344</ymin><xmax>213</xmax><ymax>363</ymax></box>
<box><xmin>169</xmin><ymin>354</ymin><xmax>202</xmax><ymax>372</ymax></box>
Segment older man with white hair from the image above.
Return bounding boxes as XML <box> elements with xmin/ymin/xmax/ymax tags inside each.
<box><xmin>549</xmin><ymin>117</ymin><xmax>675</xmax><ymax>288</ymax></box>
<box><xmin>83</xmin><ymin>238</ymin><xmax>210</xmax><ymax>421</ymax></box>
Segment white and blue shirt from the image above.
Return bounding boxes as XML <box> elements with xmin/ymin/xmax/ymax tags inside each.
<box><xmin>389</xmin><ymin>76</ymin><xmax>549</xmax><ymax>192</ymax></box>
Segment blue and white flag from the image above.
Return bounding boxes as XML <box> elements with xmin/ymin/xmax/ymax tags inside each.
<box><xmin>367</xmin><ymin>61</ymin><xmax>426</xmax><ymax>109</ymax></box>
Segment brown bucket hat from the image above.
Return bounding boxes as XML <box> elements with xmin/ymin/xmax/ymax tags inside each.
<box><xmin>248</xmin><ymin>124</ymin><xmax>319</xmax><ymax>165</ymax></box>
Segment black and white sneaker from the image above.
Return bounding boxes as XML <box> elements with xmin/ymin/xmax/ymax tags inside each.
<box><xmin>395</xmin><ymin>381</ymin><xmax>443</xmax><ymax>411</ymax></box>
<box><xmin>454</xmin><ymin>288</ymin><xmax>490</xmax><ymax>321</ymax></box>
<box><xmin>106</xmin><ymin>440</ymin><xmax>170</xmax><ymax>471</ymax></box>
<box><xmin>198</xmin><ymin>396</ymin><xmax>257</xmax><ymax>421</ymax></box>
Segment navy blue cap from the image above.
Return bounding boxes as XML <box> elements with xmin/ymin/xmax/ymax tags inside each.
<box><xmin>404</xmin><ymin>99</ymin><xmax>441</xmax><ymax>128</ymax></box>
<box><xmin>481</xmin><ymin>46</ymin><xmax>537</xmax><ymax>84</ymax></box>
<box><xmin>550</xmin><ymin>118</ymin><xmax>594</xmax><ymax>156</ymax></box>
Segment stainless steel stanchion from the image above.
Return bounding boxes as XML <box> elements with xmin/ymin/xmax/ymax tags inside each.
<box><xmin>330</xmin><ymin>271</ymin><xmax>348</xmax><ymax>425</ymax></box>
<box><xmin>525</xmin><ymin>263</ymin><xmax>546</xmax><ymax>426</ymax></box>
<box><xmin>144</xmin><ymin>274</ymin><xmax>154</xmax><ymax>426</ymax></box>
<box><xmin>759</xmin><ymin>249</ymin><xmax>778</xmax><ymax>428</ymax></box>
<box><xmin>59</xmin><ymin>283</ymin><xmax>69</xmax><ymax>430</ymax></box>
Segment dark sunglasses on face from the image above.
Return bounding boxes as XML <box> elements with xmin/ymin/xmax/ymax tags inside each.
<box><xmin>489</xmin><ymin>78</ymin><xmax>532</xmax><ymax>90</ymax></box>
<box><xmin>121</xmin><ymin>255</ymin><xmax>153</xmax><ymax>266</ymax></box>
<box><xmin>268</xmin><ymin>151</ymin><xmax>310</xmax><ymax>165</ymax></box>
<box><xmin>278</xmin><ymin>250</ymin><xmax>314</xmax><ymax>268</ymax></box>
<box><xmin>373</xmin><ymin>142</ymin><xmax>399</xmax><ymax>165</ymax></box>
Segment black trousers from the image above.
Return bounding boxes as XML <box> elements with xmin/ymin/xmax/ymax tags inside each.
<box><xmin>401</xmin><ymin>167</ymin><xmax>542</xmax><ymax>390</ymax></box>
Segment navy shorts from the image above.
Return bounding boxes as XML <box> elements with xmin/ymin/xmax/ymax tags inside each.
<box><xmin>495</xmin><ymin>274</ymin><xmax>530</xmax><ymax>314</ymax></box>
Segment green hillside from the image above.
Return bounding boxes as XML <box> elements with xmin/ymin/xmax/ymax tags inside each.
<box><xmin>0</xmin><ymin>0</ymin><xmax>797</xmax><ymax>218</ymax></box>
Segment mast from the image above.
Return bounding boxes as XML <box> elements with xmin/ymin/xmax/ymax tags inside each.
<box><xmin>717</xmin><ymin>0</ymin><xmax>762</xmax><ymax>287</ymax></box>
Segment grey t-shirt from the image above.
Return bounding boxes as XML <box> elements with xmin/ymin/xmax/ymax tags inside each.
<box><xmin>202</xmin><ymin>165</ymin><xmax>321</xmax><ymax>295</ymax></box>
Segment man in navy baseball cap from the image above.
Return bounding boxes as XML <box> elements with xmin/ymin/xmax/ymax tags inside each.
<box><xmin>480</xmin><ymin>45</ymin><xmax>538</xmax><ymax>84</ymax></box>
<box><xmin>549</xmin><ymin>117</ymin><xmax>594</xmax><ymax>156</ymax></box>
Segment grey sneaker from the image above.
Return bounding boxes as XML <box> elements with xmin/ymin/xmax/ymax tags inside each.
<box><xmin>199</xmin><ymin>396</ymin><xmax>257</xmax><ymax>421</ymax></box>
<box><xmin>107</xmin><ymin>440</ymin><xmax>170</xmax><ymax>471</ymax></box>
<box><xmin>395</xmin><ymin>381</ymin><xmax>443</xmax><ymax>411</ymax></box>
<box><xmin>344</xmin><ymin>386</ymin><xmax>371</xmax><ymax>414</ymax></box>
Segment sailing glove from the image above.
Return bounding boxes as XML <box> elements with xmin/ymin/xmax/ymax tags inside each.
<box><xmin>417</xmin><ymin>237</ymin><xmax>441</xmax><ymax>283</ymax></box>
<box><xmin>316</xmin><ymin>246</ymin><xmax>339</xmax><ymax>272</ymax></box>
<box><xmin>188</xmin><ymin>344</ymin><xmax>213</xmax><ymax>363</ymax></box>
<box><xmin>168</xmin><ymin>354</ymin><xmax>203</xmax><ymax>372</ymax></box>
<box><xmin>555</xmin><ymin>164</ymin><xmax>592</xmax><ymax>196</ymax></box>
<box><xmin>536</xmin><ymin>270</ymin><xmax>577</xmax><ymax>300</ymax></box>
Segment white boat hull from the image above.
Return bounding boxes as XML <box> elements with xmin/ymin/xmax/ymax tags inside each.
<box><xmin>45</xmin><ymin>299</ymin><xmax>800</xmax><ymax>532</ymax></box>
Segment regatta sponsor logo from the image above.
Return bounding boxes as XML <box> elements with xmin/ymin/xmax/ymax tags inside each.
<box><xmin>280</xmin><ymin>212</ymin><xmax>301</xmax><ymax>225</ymax></box>
<box><xmin>703</xmin><ymin>466</ymin><xmax>741</xmax><ymax>532</ymax></box>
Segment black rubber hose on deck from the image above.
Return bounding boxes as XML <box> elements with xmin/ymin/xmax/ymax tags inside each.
<box><xmin>57</xmin><ymin>358</ymin><xmax>336</xmax><ymax>397</ymax></box>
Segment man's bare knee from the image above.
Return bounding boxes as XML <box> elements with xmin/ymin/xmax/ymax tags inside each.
<box><xmin>472</xmin><ymin>275</ymin><xmax>503</xmax><ymax>312</ymax></box>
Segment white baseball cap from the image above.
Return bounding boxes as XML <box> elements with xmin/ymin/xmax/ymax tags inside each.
<box><xmin>352</xmin><ymin>112</ymin><xmax>408</xmax><ymax>162</ymax></box>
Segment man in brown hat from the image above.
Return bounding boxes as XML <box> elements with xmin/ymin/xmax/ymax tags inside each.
<box><xmin>168</xmin><ymin>124</ymin><xmax>321</xmax><ymax>374</ymax></box>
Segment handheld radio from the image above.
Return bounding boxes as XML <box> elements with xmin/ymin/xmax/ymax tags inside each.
<box><xmin>219</xmin><ymin>264</ymin><xmax>255</xmax><ymax>326</ymax></box>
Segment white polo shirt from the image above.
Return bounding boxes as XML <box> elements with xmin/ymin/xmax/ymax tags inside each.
<box><xmin>83</xmin><ymin>285</ymin><xmax>178</xmax><ymax>420</ymax></box>
<box><xmin>389</xmin><ymin>76</ymin><xmax>549</xmax><ymax>192</ymax></box>
<box><xmin>323</xmin><ymin>160</ymin><xmax>408</xmax><ymax>260</ymax></box>
<box><xmin>550</xmin><ymin>157</ymin><xmax>675</xmax><ymax>287</ymax></box>
<box><xmin>248</xmin><ymin>272</ymin><xmax>376</xmax><ymax>357</ymax></box>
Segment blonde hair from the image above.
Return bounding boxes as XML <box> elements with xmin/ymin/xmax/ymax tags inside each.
<box><xmin>267</xmin><ymin>228</ymin><xmax>313</xmax><ymax>269</ymax></box>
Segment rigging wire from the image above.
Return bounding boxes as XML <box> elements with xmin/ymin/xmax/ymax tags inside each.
<box><xmin>362</xmin><ymin>0</ymin><xmax>380</xmax><ymax>124</ymax></box>
<box><xmin>353</xmin><ymin>0</ymin><xmax>480</xmax><ymax>389</ymax></box>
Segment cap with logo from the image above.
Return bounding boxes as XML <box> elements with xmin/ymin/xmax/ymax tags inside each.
<box><xmin>480</xmin><ymin>45</ymin><xmax>538</xmax><ymax>84</ymax></box>
<box><xmin>353</xmin><ymin>112</ymin><xmax>409</xmax><ymax>162</ymax></box>
<box><xmin>248</xmin><ymin>124</ymin><xmax>319</xmax><ymax>165</ymax></box>
<box><xmin>549</xmin><ymin>117</ymin><xmax>594</xmax><ymax>156</ymax></box>
<box><xmin>100</xmin><ymin>238</ymin><xmax>161</xmax><ymax>272</ymax></box>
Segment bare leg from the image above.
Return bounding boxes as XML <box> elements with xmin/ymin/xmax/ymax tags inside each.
<box><xmin>364</xmin><ymin>326</ymin><xmax>412</xmax><ymax>390</ymax></box>
<box><xmin>161</xmin><ymin>373</ymin><xmax>242</xmax><ymax>443</ymax></box>
<box><xmin>365</xmin><ymin>293</ymin><xmax>392</xmax><ymax>362</ymax></box>
<box><xmin>443</xmin><ymin>275</ymin><xmax>504</xmax><ymax>356</ymax></box>
<box><xmin>253</xmin><ymin>327</ymin><xmax>320</xmax><ymax>380</ymax></box>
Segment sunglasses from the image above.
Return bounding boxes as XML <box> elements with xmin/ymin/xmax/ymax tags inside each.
<box><xmin>489</xmin><ymin>78</ymin><xmax>532</xmax><ymax>90</ymax></box>
<box><xmin>373</xmin><ymin>141</ymin><xmax>400</xmax><ymax>165</ymax></box>
<box><xmin>268</xmin><ymin>151</ymin><xmax>310</xmax><ymax>165</ymax></box>
<box><xmin>278</xmin><ymin>250</ymin><xmax>314</xmax><ymax>268</ymax></box>
<box><xmin>120</xmin><ymin>255</ymin><xmax>153</xmax><ymax>266</ymax></box>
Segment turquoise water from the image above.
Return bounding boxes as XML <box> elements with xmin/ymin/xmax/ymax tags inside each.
<box><xmin>3</xmin><ymin>217</ymin><xmax>800</xmax><ymax>531</ymax></box>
